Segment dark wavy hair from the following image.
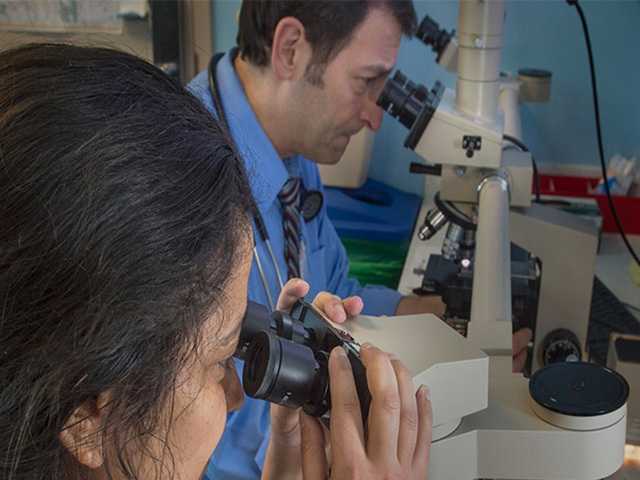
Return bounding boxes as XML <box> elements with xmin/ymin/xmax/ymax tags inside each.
<box><xmin>237</xmin><ymin>0</ymin><xmax>417</xmax><ymax>81</ymax></box>
<box><xmin>0</xmin><ymin>43</ymin><xmax>253</xmax><ymax>479</ymax></box>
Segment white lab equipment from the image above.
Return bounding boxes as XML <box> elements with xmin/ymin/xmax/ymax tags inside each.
<box><xmin>369</xmin><ymin>0</ymin><xmax>629</xmax><ymax>477</ymax></box>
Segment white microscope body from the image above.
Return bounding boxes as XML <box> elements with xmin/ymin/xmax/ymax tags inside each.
<box><xmin>360</xmin><ymin>1</ymin><xmax>629</xmax><ymax>478</ymax></box>
<box><xmin>345</xmin><ymin>313</ymin><xmax>626</xmax><ymax>480</ymax></box>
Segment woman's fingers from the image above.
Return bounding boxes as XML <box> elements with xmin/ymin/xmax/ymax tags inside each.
<box><xmin>325</xmin><ymin>343</ymin><xmax>433</xmax><ymax>480</ymax></box>
<box><xmin>328</xmin><ymin>347</ymin><xmax>365</xmax><ymax>456</ymax></box>
<box><xmin>276</xmin><ymin>278</ymin><xmax>310</xmax><ymax>311</ymax></box>
<box><xmin>313</xmin><ymin>291</ymin><xmax>347</xmax><ymax>323</ymax></box>
<box><xmin>300</xmin><ymin>412</ymin><xmax>329</xmax><ymax>480</ymax></box>
<box><xmin>342</xmin><ymin>296</ymin><xmax>364</xmax><ymax>317</ymax></box>
<box><xmin>360</xmin><ymin>344</ymin><xmax>401</xmax><ymax>465</ymax></box>
<box><xmin>269</xmin><ymin>403</ymin><xmax>302</xmax><ymax>448</ymax></box>
<box><xmin>391</xmin><ymin>357</ymin><xmax>420</xmax><ymax>466</ymax></box>
<box><xmin>412</xmin><ymin>385</ymin><xmax>433</xmax><ymax>475</ymax></box>
<box><xmin>313</xmin><ymin>292</ymin><xmax>363</xmax><ymax>324</ymax></box>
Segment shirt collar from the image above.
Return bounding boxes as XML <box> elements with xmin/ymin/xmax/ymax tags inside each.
<box><xmin>217</xmin><ymin>48</ymin><xmax>293</xmax><ymax>209</ymax></box>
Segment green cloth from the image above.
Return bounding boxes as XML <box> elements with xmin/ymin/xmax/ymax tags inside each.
<box><xmin>342</xmin><ymin>238</ymin><xmax>409</xmax><ymax>289</ymax></box>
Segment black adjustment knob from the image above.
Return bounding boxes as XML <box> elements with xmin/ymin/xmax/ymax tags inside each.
<box><xmin>541</xmin><ymin>328</ymin><xmax>582</xmax><ymax>366</ymax></box>
<box><xmin>415</xmin><ymin>85</ymin><xmax>429</xmax><ymax>103</ymax></box>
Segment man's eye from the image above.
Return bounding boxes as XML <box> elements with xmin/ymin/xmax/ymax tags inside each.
<box><xmin>355</xmin><ymin>77</ymin><xmax>374</xmax><ymax>94</ymax></box>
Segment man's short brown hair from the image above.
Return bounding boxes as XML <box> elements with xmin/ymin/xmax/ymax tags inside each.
<box><xmin>237</xmin><ymin>0</ymin><xmax>417</xmax><ymax>80</ymax></box>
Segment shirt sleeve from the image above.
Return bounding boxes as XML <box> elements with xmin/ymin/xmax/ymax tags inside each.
<box><xmin>303</xmin><ymin>163</ymin><xmax>402</xmax><ymax>317</ymax></box>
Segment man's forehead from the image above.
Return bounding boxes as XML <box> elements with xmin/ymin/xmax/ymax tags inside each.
<box><xmin>340</xmin><ymin>7</ymin><xmax>402</xmax><ymax>69</ymax></box>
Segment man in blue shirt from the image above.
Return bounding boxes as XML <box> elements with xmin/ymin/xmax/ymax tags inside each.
<box><xmin>188</xmin><ymin>1</ymin><xmax>532</xmax><ymax>478</ymax></box>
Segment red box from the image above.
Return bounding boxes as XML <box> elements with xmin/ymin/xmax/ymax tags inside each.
<box><xmin>538</xmin><ymin>174</ymin><xmax>640</xmax><ymax>234</ymax></box>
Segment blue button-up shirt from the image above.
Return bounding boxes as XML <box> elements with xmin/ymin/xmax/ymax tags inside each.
<box><xmin>188</xmin><ymin>49</ymin><xmax>402</xmax><ymax>480</ymax></box>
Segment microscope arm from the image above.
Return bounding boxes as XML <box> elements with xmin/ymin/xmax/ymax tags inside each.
<box><xmin>467</xmin><ymin>175</ymin><xmax>513</xmax><ymax>354</ymax></box>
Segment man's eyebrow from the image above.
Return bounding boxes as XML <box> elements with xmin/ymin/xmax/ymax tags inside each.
<box><xmin>359</xmin><ymin>64</ymin><xmax>393</xmax><ymax>76</ymax></box>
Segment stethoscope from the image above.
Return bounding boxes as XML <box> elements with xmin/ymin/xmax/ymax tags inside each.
<box><xmin>208</xmin><ymin>52</ymin><xmax>285</xmax><ymax>310</ymax></box>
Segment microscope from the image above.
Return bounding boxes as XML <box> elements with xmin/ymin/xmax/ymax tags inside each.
<box><xmin>365</xmin><ymin>1</ymin><xmax>628</xmax><ymax>478</ymax></box>
<box><xmin>379</xmin><ymin>1</ymin><xmax>598</xmax><ymax>372</ymax></box>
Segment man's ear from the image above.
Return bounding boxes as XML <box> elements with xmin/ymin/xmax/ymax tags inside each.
<box><xmin>270</xmin><ymin>16</ymin><xmax>313</xmax><ymax>81</ymax></box>
<box><xmin>59</xmin><ymin>391</ymin><xmax>111</xmax><ymax>469</ymax></box>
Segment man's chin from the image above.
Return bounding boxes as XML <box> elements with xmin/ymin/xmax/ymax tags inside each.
<box><xmin>319</xmin><ymin>150</ymin><xmax>346</xmax><ymax>165</ymax></box>
<box><xmin>309</xmin><ymin>145</ymin><xmax>348</xmax><ymax>165</ymax></box>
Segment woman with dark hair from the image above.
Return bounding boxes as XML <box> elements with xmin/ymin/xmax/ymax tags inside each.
<box><xmin>0</xmin><ymin>43</ymin><xmax>432</xmax><ymax>480</ymax></box>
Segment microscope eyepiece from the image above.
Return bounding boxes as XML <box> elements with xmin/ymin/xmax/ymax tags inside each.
<box><xmin>416</xmin><ymin>15</ymin><xmax>455</xmax><ymax>61</ymax></box>
<box><xmin>377</xmin><ymin>71</ymin><xmax>428</xmax><ymax>130</ymax></box>
<box><xmin>243</xmin><ymin>330</ymin><xmax>329</xmax><ymax>413</ymax></box>
<box><xmin>235</xmin><ymin>301</ymin><xmax>275</xmax><ymax>360</ymax></box>
<box><xmin>235</xmin><ymin>300</ymin><xmax>371</xmax><ymax>422</ymax></box>
<box><xmin>377</xmin><ymin>71</ymin><xmax>444</xmax><ymax>151</ymax></box>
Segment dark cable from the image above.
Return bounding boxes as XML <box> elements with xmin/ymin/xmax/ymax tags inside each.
<box><xmin>253</xmin><ymin>208</ymin><xmax>270</xmax><ymax>242</ymax></box>
<box><xmin>503</xmin><ymin>134</ymin><xmax>541</xmax><ymax>202</ymax></box>
<box><xmin>567</xmin><ymin>0</ymin><xmax>640</xmax><ymax>266</ymax></box>
<box><xmin>622</xmin><ymin>302</ymin><xmax>640</xmax><ymax>314</ymax></box>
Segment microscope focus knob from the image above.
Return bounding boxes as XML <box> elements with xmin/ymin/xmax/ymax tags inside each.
<box><xmin>541</xmin><ymin>328</ymin><xmax>582</xmax><ymax>366</ymax></box>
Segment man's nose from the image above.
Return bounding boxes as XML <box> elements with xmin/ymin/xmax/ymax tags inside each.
<box><xmin>361</xmin><ymin>98</ymin><xmax>384</xmax><ymax>131</ymax></box>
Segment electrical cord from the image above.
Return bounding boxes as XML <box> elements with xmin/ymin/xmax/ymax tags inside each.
<box><xmin>623</xmin><ymin>302</ymin><xmax>640</xmax><ymax>314</ymax></box>
<box><xmin>503</xmin><ymin>134</ymin><xmax>541</xmax><ymax>202</ymax></box>
<box><xmin>567</xmin><ymin>0</ymin><xmax>640</xmax><ymax>266</ymax></box>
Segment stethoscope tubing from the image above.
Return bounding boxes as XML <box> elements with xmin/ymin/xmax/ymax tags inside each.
<box><xmin>209</xmin><ymin>53</ymin><xmax>286</xmax><ymax>308</ymax></box>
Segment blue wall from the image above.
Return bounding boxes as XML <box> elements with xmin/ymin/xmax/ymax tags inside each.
<box><xmin>212</xmin><ymin>0</ymin><xmax>241</xmax><ymax>53</ymax></box>
<box><xmin>212</xmin><ymin>0</ymin><xmax>640</xmax><ymax>196</ymax></box>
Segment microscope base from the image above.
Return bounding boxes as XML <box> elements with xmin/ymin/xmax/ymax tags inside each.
<box><xmin>431</xmin><ymin>356</ymin><xmax>626</xmax><ymax>480</ymax></box>
<box><xmin>348</xmin><ymin>314</ymin><xmax>626</xmax><ymax>480</ymax></box>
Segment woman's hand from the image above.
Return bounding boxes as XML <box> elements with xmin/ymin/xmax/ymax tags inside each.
<box><xmin>262</xmin><ymin>279</ymin><xmax>363</xmax><ymax>480</ymax></box>
<box><xmin>312</xmin><ymin>290</ymin><xmax>363</xmax><ymax>324</ymax></box>
<box><xmin>300</xmin><ymin>345</ymin><xmax>433</xmax><ymax>480</ymax></box>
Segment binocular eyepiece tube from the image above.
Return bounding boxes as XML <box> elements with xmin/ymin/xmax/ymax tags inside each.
<box><xmin>235</xmin><ymin>300</ymin><xmax>371</xmax><ymax>421</ymax></box>
<box><xmin>244</xmin><ymin>331</ymin><xmax>331</xmax><ymax>416</ymax></box>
